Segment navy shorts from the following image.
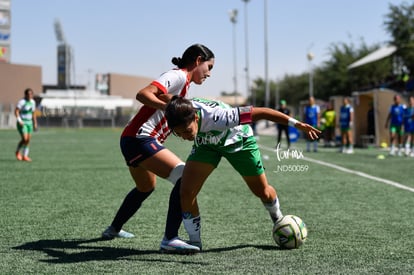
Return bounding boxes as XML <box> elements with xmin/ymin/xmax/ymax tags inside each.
<box><xmin>120</xmin><ymin>136</ymin><xmax>165</xmax><ymax>167</ymax></box>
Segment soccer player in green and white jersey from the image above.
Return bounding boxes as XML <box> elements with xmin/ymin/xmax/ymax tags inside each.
<box><xmin>164</xmin><ymin>96</ymin><xmax>320</xmax><ymax>249</ymax></box>
<box><xmin>15</xmin><ymin>88</ymin><xmax>37</xmax><ymax>162</ymax></box>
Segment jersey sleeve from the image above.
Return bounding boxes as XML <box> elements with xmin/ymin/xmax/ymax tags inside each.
<box><xmin>16</xmin><ymin>99</ymin><xmax>25</xmax><ymax>109</ymax></box>
<box><xmin>151</xmin><ymin>69</ymin><xmax>186</xmax><ymax>95</ymax></box>
<box><xmin>199</xmin><ymin>105</ymin><xmax>252</xmax><ymax>132</ymax></box>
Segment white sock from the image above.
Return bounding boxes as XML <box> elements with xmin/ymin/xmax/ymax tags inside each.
<box><xmin>23</xmin><ymin>147</ymin><xmax>29</xmax><ymax>156</ymax></box>
<box><xmin>182</xmin><ymin>216</ymin><xmax>201</xmax><ymax>243</ymax></box>
<box><xmin>263</xmin><ymin>198</ymin><xmax>283</xmax><ymax>223</ymax></box>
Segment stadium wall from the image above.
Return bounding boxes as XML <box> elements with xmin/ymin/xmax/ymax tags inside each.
<box><xmin>0</xmin><ymin>63</ymin><xmax>42</xmax><ymax>112</ymax></box>
<box><xmin>108</xmin><ymin>73</ymin><xmax>153</xmax><ymax>100</ymax></box>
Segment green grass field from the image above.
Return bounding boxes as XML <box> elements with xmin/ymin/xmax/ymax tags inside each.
<box><xmin>1</xmin><ymin>128</ymin><xmax>413</xmax><ymax>274</ymax></box>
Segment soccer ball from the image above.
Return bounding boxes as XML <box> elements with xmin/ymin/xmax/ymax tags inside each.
<box><xmin>272</xmin><ymin>215</ymin><xmax>307</xmax><ymax>249</ymax></box>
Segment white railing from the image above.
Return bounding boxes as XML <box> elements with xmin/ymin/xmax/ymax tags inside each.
<box><xmin>0</xmin><ymin>112</ymin><xmax>16</xmax><ymax>129</ymax></box>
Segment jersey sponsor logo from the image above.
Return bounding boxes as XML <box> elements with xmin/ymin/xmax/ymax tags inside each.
<box><xmin>196</xmin><ymin>134</ymin><xmax>222</xmax><ymax>145</ymax></box>
<box><xmin>195</xmin><ymin>131</ymin><xmax>227</xmax><ymax>146</ymax></box>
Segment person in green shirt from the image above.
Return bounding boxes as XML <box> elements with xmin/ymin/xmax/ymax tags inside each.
<box><xmin>164</xmin><ymin>96</ymin><xmax>320</xmax><ymax>249</ymax></box>
<box><xmin>15</xmin><ymin>88</ymin><xmax>37</xmax><ymax>162</ymax></box>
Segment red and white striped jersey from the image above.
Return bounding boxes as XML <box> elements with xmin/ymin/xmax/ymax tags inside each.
<box><xmin>121</xmin><ymin>69</ymin><xmax>190</xmax><ymax>143</ymax></box>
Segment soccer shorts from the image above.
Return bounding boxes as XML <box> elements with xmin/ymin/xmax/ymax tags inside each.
<box><xmin>390</xmin><ymin>125</ymin><xmax>403</xmax><ymax>135</ymax></box>
<box><xmin>187</xmin><ymin>136</ymin><xmax>264</xmax><ymax>176</ymax></box>
<box><xmin>120</xmin><ymin>136</ymin><xmax>165</xmax><ymax>167</ymax></box>
<box><xmin>17</xmin><ymin>122</ymin><xmax>33</xmax><ymax>135</ymax></box>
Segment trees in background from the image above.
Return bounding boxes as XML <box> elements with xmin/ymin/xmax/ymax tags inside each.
<box><xmin>247</xmin><ymin>2</ymin><xmax>414</xmax><ymax>108</ymax></box>
<box><xmin>385</xmin><ymin>2</ymin><xmax>414</xmax><ymax>74</ymax></box>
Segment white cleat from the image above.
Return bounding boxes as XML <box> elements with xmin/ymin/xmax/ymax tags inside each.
<box><xmin>102</xmin><ymin>226</ymin><xmax>135</xmax><ymax>239</ymax></box>
<box><xmin>160</xmin><ymin>237</ymin><xmax>201</xmax><ymax>254</ymax></box>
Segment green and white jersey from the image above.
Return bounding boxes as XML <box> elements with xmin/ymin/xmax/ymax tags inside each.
<box><xmin>192</xmin><ymin>98</ymin><xmax>253</xmax><ymax>152</ymax></box>
<box><xmin>16</xmin><ymin>99</ymin><xmax>36</xmax><ymax>123</ymax></box>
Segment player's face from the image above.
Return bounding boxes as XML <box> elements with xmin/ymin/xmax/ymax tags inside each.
<box><xmin>172</xmin><ymin>116</ymin><xmax>199</xmax><ymax>141</ymax></box>
<box><xmin>25</xmin><ymin>90</ymin><xmax>34</xmax><ymax>100</ymax></box>
<box><xmin>192</xmin><ymin>58</ymin><xmax>214</xmax><ymax>85</ymax></box>
<box><xmin>394</xmin><ymin>95</ymin><xmax>400</xmax><ymax>104</ymax></box>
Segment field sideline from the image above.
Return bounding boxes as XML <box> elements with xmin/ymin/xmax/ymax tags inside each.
<box><xmin>0</xmin><ymin>128</ymin><xmax>413</xmax><ymax>274</ymax></box>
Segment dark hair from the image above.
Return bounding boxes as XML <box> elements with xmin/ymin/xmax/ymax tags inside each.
<box><xmin>171</xmin><ymin>44</ymin><xmax>214</xmax><ymax>69</ymax></box>
<box><xmin>165</xmin><ymin>95</ymin><xmax>197</xmax><ymax>129</ymax></box>
<box><xmin>24</xmin><ymin>88</ymin><xmax>33</xmax><ymax>96</ymax></box>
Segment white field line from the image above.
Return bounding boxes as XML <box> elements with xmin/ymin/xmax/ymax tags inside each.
<box><xmin>259</xmin><ymin>145</ymin><xmax>414</xmax><ymax>193</ymax></box>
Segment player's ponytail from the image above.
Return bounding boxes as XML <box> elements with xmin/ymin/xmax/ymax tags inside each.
<box><xmin>171</xmin><ymin>44</ymin><xmax>214</xmax><ymax>69</ymax></box>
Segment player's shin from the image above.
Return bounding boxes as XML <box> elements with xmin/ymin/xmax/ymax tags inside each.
<box><xmin>164</xmin><ymin>179</ymin><xmax>182</xmax><ymax>240</ymax></box>
<box><xmin>111</xmin><ymin>188</ymin><xmax>153</xmax><ymax>231</ymax></box>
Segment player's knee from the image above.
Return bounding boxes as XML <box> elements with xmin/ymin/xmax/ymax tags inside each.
<box><xmin>166</xmin><ymin>162</ymin><xmax>185</xmax><ymax>185</ymax></box>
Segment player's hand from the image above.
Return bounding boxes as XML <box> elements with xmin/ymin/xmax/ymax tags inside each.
<box><xmin>296</xmin><ymin>122</ymin><xmax>321</xmax><ymax>140</ymax></box>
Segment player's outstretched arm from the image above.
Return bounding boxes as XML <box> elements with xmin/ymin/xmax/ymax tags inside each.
<box><xmin>250</xmin><ymin>107</ymin><xmax>321</xmax><ymax>140</ymax></box>
<box><xmin>293</xmin><ymin>121</ymin><xmax>320</xmax><ymax>140</ymax></box>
